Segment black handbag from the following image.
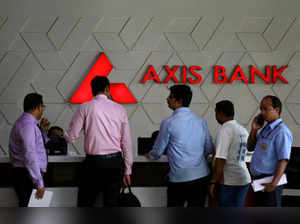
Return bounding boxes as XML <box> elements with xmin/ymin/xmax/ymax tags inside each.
<box><xmin>118</xmin><ymin>184</ymin><xmax>141</xmax><ymax>207</ymax></box>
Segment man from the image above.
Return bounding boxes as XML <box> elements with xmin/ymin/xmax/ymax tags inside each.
<box><xmin>247</xmin><ymin>95</ymin><xmax>293</xmax><ymax>207</ymax></box>
<box><xmin>9</xmin><ymin>93</ymin><xmax>50</xmax><ymax>207</ymax></box>
<box><xmin>144</xmin><ymin>85</ymin><xmax>214</xmax><ymax>207</ymax></box>
<box><xmin>65</xmin><ymin>76</ymin><xmax>133</xmax><ymax>207</ymax></box>
<box><xmin>209</xmin><ymin>100</ymin><xmax>251</xmax><ymax>207</ymax></box>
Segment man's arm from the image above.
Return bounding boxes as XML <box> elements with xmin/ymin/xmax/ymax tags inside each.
<box><xmin>39</xmin><ymin>117</ymin><xmax>50</xmax><ymax>144</ymax></box>
<box><xmin>247</xmin><ymin>129</ymin><xmax>258</xmax><ymax>152</ymax></box>
<box><xmin>65</xmin><ymin>107</ymin><xmax>85</xmax><ymax>143</ymax></box>
<box><xmin>20</xmin><ymin>124</ymin><xmax>44</xmax><ymax>190</ymax></box>
<box><xmin>204</xmin><ymin>121</ymin><xmax>214</xmax><ymax>155</ymax></box>
<box><xmin>247</xmin><ymin>116</ymin><xmax>263</xmax><ymax>151</ymax></box>
<box><xmin>146</xmin><ymin>120</ymin><xmax>170</xmax><ymax>160</ymax></box>
<box><xmin>263</xmin><ymin>159</ymin><xmax>288</xmax><ymax>192</ymax></box>
<box><xmin>263</xmin><ymin>131</ymin><xmax>293</xmax><ymax>192</ymax></box>
<box><xmin>211</xmin><ymin>158</ymin><xmax>226</xmax><ymax>184</ymax></box>
<box><xmin>120</xmin><ymin>110</ymin><xmax>133</xmax><ymax>186</ymax></box>
<box><xmin>209</xmin><ymin>128</ymin><xmax>231</xmax><ymax>198</ymax></box>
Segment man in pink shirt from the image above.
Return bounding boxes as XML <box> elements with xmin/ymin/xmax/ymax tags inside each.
<box><xmin>65</xmin><ymin>76</ymin><xmax>133</xmax><ymax>207</ymax></box>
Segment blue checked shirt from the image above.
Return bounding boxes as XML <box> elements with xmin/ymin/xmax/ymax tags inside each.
<box><xmin>149</xmin><ymin>107</ymin><xmax>214</xmax><ymax>182</ymax></box>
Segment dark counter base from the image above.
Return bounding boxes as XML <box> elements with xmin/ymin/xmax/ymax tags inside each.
<box><xmin>0</xmin><ymin>162</ymin><xmax>170</xmax><ymax>187</ymax></box>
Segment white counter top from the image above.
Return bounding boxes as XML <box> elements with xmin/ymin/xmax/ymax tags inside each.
<box><xmin>0</xmin><ymin>153</ymin><xmax>253</xmax><ymax>163</ymax></box>
<box><xmin>0</xmin><ymin>155</ymin><xmax>169</xmax><ymax>163</ymax></box>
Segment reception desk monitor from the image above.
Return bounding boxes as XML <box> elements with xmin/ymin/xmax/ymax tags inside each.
<box><xmin>138</xmin><ymin>131</ymin><xmax>166</xmax><ymax>155</ymax></box>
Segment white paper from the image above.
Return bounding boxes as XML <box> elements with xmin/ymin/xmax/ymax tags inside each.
<box><xmin>28</xmin><ymin>190</ymin><xmax>53</xmax><ymax>207</ymax></box>
<box><xmin>251</xmin><ymin>174</ymin><xmax>287</xmax><ymax>192</ymax></box>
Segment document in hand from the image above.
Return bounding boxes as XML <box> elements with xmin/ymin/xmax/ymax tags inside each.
<box><xmin>251</xmin><ymin>174</ymin><xmax>287</xmax><ymax>192</ymax></box>
<box><xmin>28</xmin><ymin>190</ymin><xmax>53</xmax><ymax>207</ymax></box>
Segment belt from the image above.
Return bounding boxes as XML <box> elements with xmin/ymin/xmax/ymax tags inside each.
<box><xmin>86</xmin><ymin>152</ymin><xmax>122</xmax><ymax>160</ymax></box>
<box><xmin>253</xmin><ymin>173</ymin><xmax>273</xmax><ymax>180</ymax></box>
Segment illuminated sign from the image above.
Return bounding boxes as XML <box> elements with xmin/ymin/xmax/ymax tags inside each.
<box><xmin>70</xmin><ymin>53</ymin><xmax>136</xmax><ymax>104</ymax></box>
<box><xmin>70</xmin><ymin>52</ymin><xmax>289</xmax><ymax>105</ymax></box>
<box><xmin>141</xmin><ymin>65</ymin><xmax>288</xmax><ymax>84</ymax></box>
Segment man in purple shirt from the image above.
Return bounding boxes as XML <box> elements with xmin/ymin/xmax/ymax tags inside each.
<box><xmin>9</xmin><ymin>93</ymin><xmax>50</xmax><ymax>207</ymax></box>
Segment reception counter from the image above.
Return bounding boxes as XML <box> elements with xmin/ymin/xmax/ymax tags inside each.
<box><xmin>0</xmin><ymin>148</ymin><xmax>299</xmax><ymax>206</ymax></box>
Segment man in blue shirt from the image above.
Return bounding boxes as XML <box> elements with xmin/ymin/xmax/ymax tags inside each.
<box><xmin>144</xmin><ymin>85</ymin><xmax>214</xmax><ymax>207</ymax></box>
<box><xmin>248</xmin><ymin>95</ymin><xmax>293</xmax><ymax>207</ymax></box>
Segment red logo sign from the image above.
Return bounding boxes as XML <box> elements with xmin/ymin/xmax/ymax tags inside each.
<box><xmin>70</xmin><ymin>53</ymin><xmax>137</xmax><ymax>104</ymax></box>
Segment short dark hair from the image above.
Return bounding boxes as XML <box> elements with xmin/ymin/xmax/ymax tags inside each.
<box><xmin>169</xmin><ymin>85</ymin><xmax>192</xmax><ymax>107</ymax></box>
<box><xmin>91</xmin><ymin>76</ymin><xmax>110</xmax><ymax>96</ymax></box>
<box><xmin>48</xmin><ymin>126</ymin><xmax>64</xmax><ymax>138</ymax></box>
<box><xmin>23</xmin><ymin>93</ymin><xmax>43</xmax><ymax>112</ymax></box>
<box><xmin>263</xmin><ymin>95</ymin><xmax>282</xmax><ymax>115</ymax></box>
<box><xmin>215</xmin><ymin>100</ymin><xmax>235</xmax><ymax>117</ymax></box>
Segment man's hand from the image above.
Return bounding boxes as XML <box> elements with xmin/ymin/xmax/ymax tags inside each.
<box><xmin>35</xmin><ymin>187</ymin><xmax>45</xmax><ymax>199</ymax></box>
<box><xmin>209</xmin><ymin>184</ymin><xmax>216</xmax><ymax>199</ymax></box>
<box><xmin>40</xmin><ymin>118</ymin><xmax>50</xmax><ymax>131</ymax></box>
<box><xmin>123</xmin><ymin>175</ymin><xmax>131</xmax><ymax>188</ymax></box>
<box><xmin>251</xmin><ymin>115</ymin><xmax>264</xmax><ymax>131</ymax></box>
<box><xmin>143</xmin><ymin>153</ymin><xmax>151</xmax><ymax>159</ymax></box>
<box><xmin>262</xmin><ymin>183</ymin><xmax>277</xmax><ymax>192</ymax></box>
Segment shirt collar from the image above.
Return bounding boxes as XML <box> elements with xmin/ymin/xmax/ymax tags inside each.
<box><xmin>94</xmin><ymin>94</ymin><xmax>108</xmax><ymax>101</ymax></box>
<box><xmin>222</xmin><ymin>119</ymin><xmax>236</xmax><ymax>127</ymax></box>
<box><xmin>267</xmin><ymin>118</ymin><xmax>282</xmax><ymax>129</ymax></box>
<box><xmin>23</xmin><ymin>112</ymin><xmax>38</xmax><ymax>124</ymax></box>
<box><xmin>173</xmin><ymin>107</ymin><xmax>190</xmax><ymax>115</ymax></box>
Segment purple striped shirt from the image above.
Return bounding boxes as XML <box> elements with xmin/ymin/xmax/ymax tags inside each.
<box><xmin>9</xmin><ymin>112</ymin><xmax>48</xmax><ymax>188</ymax></box>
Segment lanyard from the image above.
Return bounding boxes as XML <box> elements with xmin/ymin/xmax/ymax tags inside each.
<box><xmin>260</xmin><ymin>121</ymin><xmax>282</xmax><ymax>139</ymax></box>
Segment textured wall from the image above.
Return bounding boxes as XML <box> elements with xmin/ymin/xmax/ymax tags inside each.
<box><xmin>1</xmin><ymin>3</ymin><xmax>300</xmax><ymax>156</ymax></box>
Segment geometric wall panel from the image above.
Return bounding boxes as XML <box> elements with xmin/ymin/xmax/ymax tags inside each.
<box><xmin>0</xmin><ymin>52</ymin><xmax>28</xmax><ymax>94</ymax></box>
<box><xmin>263</xmin><ymin>17</ymin><xmax>294</xmax><ymax>50</ymax></box>
<box><xmin>239</xmin><ymin>17</ymin><xmax>271</xmax><ymax>33</ymax></box>
<box><xmin>0</xmin><ymin>54</ymin><xmax>42</xmax><ymax>103</ymax></box>
<box><xmin>1</xmin><ymin>15</ymin><xmax>300</xmax><ymax>157</ymax></box>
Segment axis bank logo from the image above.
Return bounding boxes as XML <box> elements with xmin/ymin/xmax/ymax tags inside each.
<box><xmin>70</xmin><ymin>52</ymin><xmax>289</xmax><ymax>104</ymax></box>
<box><xmin>141</xmin><ymin>65</ymin><xmax>288</xmax><ymax>84</ymax></box>
<box><xmin>70</xmin><ymin>53</ymin><xmax>137</xmax><ymax>104</ymax></box>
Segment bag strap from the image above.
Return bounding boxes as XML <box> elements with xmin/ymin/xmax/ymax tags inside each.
<box><xmin>121</xmin><ymin>177</ymin><xmax>132</xmax><ymax>193</ymax></box>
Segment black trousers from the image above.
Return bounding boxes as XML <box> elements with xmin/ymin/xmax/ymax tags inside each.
<box><xmin>253</xmin><ymin>185</ymin><xmax>284</xmax><ymax>207</ymax></box>
<box><xmin>77</xmin><ymin>153</ymin><xmax>124</xmax><ymax>207</ymax></box>
<box><xmin>12</xmin><ymin>168</ymin><xmax>34</xmax><ymax>207</ymax></box>
<box><xmin>167</xmin><ymin>175</ymin><xmax>210</xmax><ymax>207</ymax></box>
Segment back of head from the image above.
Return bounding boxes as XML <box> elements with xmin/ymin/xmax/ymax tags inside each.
<box><xmin>215</xmin><ymin>100</ymin><xmax>235</xmax><ymax>117</ymax></box>
<box><xmin>48</xmin><ymin>126</ymin><xmax>64</xmax><ymax>138</ymax></box>
<box><xmin>91</xmin><ymin>76</ymin><xmax>110</xmax><ymax>96</ymax></box>
<box><xmin>23</xmin><ymin>93</ymin><xmax>43</xmax><ymax>112</ymax></box>
<box><xmin>169</xmin><ymin>85</ymin><xmax>193</xmax><ymax>107</ymax></box>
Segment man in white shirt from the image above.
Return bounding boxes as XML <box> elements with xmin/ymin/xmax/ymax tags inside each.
<box><xmin>209</xmin><ymin>100</ymin><xmax>251</xmax><ymax>207</ymax></box>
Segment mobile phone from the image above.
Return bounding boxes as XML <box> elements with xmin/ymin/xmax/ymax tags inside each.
<box><xmin>256</xmin><ymin>114</ymin><xmax>265</xmax><ymax>126</ymax></box>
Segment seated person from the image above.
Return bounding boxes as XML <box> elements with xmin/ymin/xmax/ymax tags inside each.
<box><xmin>45</xmin><ymin>126</ymin><xmax>67</xmax><ymax>155</ymax></box>
<box><xmin>48</xmin><ymin>126</ymin><xmax>64</xmax><ymax>138</ymax></box>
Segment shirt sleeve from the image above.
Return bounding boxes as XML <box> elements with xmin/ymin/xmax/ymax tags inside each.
<box><xmin>274</xmin><ymin>130</ymin><xmax>293</xmax><ymax>160</ymax></box>
<box><xmin>19</xmin><ymin>124</ymin><xmax>44</xmax><ymax>189</ymax></box>
<box><xmin>148</xmin><ymin>119</ymin><xmax>169</xmax><ymax>160</ymax></box>
<box><xmin>204</xmin><ymin>121</ymin><xmax>214</xmax><ymax>155</ymax></box>
<box><xmin>65</xmin><ymin>106</ymin><xmax>85</xmax><ymax>143</ymax></box>
<box><xmin>215</xmin><ymin>127</ymin><xmax>232</xmax><ymax>160</ymax></box>
<box><xmin>41</xmin><ymin>130</ymin><xmax>49</xmax><ymax>144</ymax></box>
<box><xmin>120</xmin><ymin>109</ymin><xmax>133</xmax><ymax>175</ymax></box>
